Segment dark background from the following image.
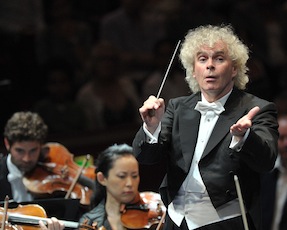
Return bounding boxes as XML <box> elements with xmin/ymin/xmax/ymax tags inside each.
<box><xmin>0</xmin><ymin>0</ymin><xmax>287</xmax><ymax>191</ymax></box>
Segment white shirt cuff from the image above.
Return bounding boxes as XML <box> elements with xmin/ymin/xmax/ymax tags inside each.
<box><xmin>143</xmin><ymin>122</ymin><xmax>161</xmax><ymax>143</ymax></box>
<box><xmin>229</xmin><ymin>128</ymin><xmax>250</xmax><ymax>151</ymax></box>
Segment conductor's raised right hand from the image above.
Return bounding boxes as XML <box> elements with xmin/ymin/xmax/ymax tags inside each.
<box><xmin>139</xmin><ymin>96</ymin><xmax>165</xmax><ymax>134</ymax></box>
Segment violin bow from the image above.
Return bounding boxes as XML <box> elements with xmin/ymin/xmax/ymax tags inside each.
<box><xmin>234</xmin><ymin>175</ymin><xmax>249</xmax><ymax>230</ymax></box>
<box><xmin>155</xmin><ymin>210</ymin><xmax>166</xmax><ymax>230</ymax></box>
<box><xmin>65</xmin><ymin>154</ymin><xmax>90</xmax><ymax>199</ymax></box>
<box><xmin>1</xmin><ymin>196</ymin><xmax>9</xmax><ymax>230</ymax></box>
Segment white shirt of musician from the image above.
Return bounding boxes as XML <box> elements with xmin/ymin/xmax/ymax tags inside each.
<box><xmin>7</xmin><ymin>154</ymin><xmax>33</xmax><ymax>202</ymax></box>
<box><xmin>144</xmin><ymin>90</ymin><xmax>249</xmax><ymax>229</ymax></box>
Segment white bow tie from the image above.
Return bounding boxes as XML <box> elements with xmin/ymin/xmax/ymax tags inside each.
<box><xmin>194</xmin><ymin>101</ymin><xmax>225</xmax><ymax>115</ymax></box>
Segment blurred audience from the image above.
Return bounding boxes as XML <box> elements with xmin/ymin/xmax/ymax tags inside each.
<box><xmin>40</xmin><ymin>0</ymin><xmax>94</xmax><ymax>88</ymax></box>
<box><xmin>273</xmin><ymin>91</ymin><xmax>287</xmax><ymax>116</ymax></box>
<box><xmin>164</xmin><ymin>0</ymin><xmax>231</xmax><ymax>42</ymax></box>
<box><xmin>0</xmin><ymin>0</ymin><xmax>286</xmax><ymax>136</ymax></box>
<box><xmin>71</xmin><ymin>0</ymin><xmax>121</xmax><ymax>40</ymax></box>
<box><xmin>99</xmin><ymin>0</ymin><xmax>166</xmax><ymax>81</ymax></box>
<box><xmin>245</xmin><ymin>56</ymin><xmax>273</xmax><ymax>101</ymax></box>
<box><xmin>230</xmin><ymin>0</ymin><xmax>287</xmax><ymax>97</ymax></box>
<box><xmin>0</xmin><ymin>0</ymin><xmax>45</xmax><ymax>67</ymax></box>
<box><xmin>0</xmin><ymin>0</ymin><xmax>46</xmax><ymax>108</ymax></box>
<box><xmin>141</xmin><ymin>38</ymin><xmax>190</xmax><ymax>102</ymax></box>
<box><xmin>33</xmin><ymin>58</ymin><xmax>87</xmax><ymax>134</ymax></box>
<box><xmin>76</xmin><ymin>41</ymin><xmax>141</xmax><ymax>131</ymax></box>
<box><xmin>261</xmin><ymin>111</ymin><xmax>287</xmax><ymax>230</ymax></box>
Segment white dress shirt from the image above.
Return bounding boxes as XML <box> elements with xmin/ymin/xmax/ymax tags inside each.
<box><xmin>7</xmin><ymin>154</ymin><xmax>33</xmax><ymax>202</ymax></box>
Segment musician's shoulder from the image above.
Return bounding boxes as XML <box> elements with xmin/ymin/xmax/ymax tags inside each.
<box><xmin>0</xmin><ymin>153</ymin><xmax>6</xmax><ymax>160</ymax></box>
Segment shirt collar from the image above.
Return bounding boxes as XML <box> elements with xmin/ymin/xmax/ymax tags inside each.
<box><xmin>7</xmin><ymin>154</ymin><xmax>23</xmax><ymax>179</ymax></box>
<box><xmin>201</xmin><ymin>89</ymin><xmax>232</xmax><ymax>107</ymax></box>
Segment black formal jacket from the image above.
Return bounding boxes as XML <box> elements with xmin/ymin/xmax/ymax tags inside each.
<box><xmin>0</xmin><ymin>155</ymin><xmax>13</xmax><ymax>201</ymax></box>
<box><xmin>261</xmin><ymin>166</ymin><xmax>287</xmax><ymax>230</ymax></box>
<box><xmin>261</xmin><ymin>168</ymin><xmax>278</xmax><ymax>230</ymax></box>
<box><xmin>133</xmin><ymin>88</ymin><xmax>279</xmax><ymax>229</ymax></box>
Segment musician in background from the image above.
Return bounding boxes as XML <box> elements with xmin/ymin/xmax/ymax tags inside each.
<box><xmin>261</xmin><ymin>113</ymin><xmax>287</xmax><ymax>230</ymax></box>
<box><xmin>0</xmin><ymin>111</ymin><xmax>48</xmax><ymax>203</ymax></box>
<box><xmin>79</xmin><ymin>143</ymin><xmax>140</xmax><ymax>230</ymax></box>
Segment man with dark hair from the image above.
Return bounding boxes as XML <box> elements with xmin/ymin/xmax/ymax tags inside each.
<box><xmin>0</xmin><ymin>111</ymin><xmax>48</xmax><ymax>202</ymax></box>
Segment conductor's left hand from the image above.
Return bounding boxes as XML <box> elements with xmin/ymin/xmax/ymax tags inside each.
<box><xmin>230</xmin><ymin>106</ymin><xmax>260</xmax><ymax>137</ymax></box>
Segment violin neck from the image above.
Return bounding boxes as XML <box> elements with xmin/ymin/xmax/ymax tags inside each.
<box><xmin>8</xmin><ymin>213</ymin><xmax>79</xmax><ymax>229</ymax></box>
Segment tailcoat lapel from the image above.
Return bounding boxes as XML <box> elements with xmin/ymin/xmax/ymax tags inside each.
<box><xmin>178</xmin><ymin>94</ymin><xmax>201</xmax><ymax>172</ymax></box>
<box><xmin>202</xmin><ymin>89</ymin><xmax>248</xmax><ymax>159</ymax></box>
<box><xmin>176</xmin><ymin>89</ymin><xmax>248</xmax><ymax>170</ymax></box>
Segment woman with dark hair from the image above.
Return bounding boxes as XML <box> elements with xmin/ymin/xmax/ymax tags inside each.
<box><xmin>40</xmin><ymin>143</ymin><xmax>140</xmax><ymax>230</ymax></box>
<box><xmin>40</xmin><ymin>144</ymin><xmax>165</xmax><ymax>230</ymax></box>
<box><xmin>79</xmin><ymin>143</ymin><xmax>140</xmax><ymax>230</ymax></box>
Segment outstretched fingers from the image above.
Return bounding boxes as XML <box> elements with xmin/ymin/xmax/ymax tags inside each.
<box><xmin>230</xmin><ymin>106</ymin><xmax>260</xmax><ymax>137</ymax></box>
<box><xmin>246</xmin><ymin>106</ymin><xmax>260</xmax><ymax>120</ymax></box>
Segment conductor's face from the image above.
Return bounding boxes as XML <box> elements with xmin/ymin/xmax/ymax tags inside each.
<box><xmin>193</xmin><ymin>41</ymin><xmax>237</xmax><ymax>102</ymax></box>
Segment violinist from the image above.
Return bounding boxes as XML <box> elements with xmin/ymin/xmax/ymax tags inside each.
<box><xmin>39</xmin><ymin>143</ymin><xmax>141</xmax><ymax>230</ymax></box>
<box><xmin>0</xmin><ymin>111</ymin><xmax>48</xmax><ymax>203</ymax></box>
<box><xmin>39</xmin><ymin>143</ymin><xmax>166</xmax><ymax>230</ymax></box>
<box><xmin>79</xmin><ymin>143</ymin><xmax>140</xmax><ymax>230</ymax></box>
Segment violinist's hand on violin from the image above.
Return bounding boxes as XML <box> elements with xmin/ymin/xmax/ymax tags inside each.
<box><xmin>230</xmin><ymin>106</ymin><xmax>260</xmax><ymax>137</ymax></box>
<box><xmin>139</xmin><ymin>96</ymin><xmax>165</xmax><ymax>134</ymax></box>
<box><xmin>39</xmin><ymin>217</ymin><xmax>65</xmax><ymax>230</ymax></box>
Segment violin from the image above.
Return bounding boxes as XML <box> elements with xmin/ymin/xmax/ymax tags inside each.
<box><xmin>22</xmin><ymin>142</ymin><xmax>96</xmax><ymax>206</ymax></box>
<box><xmin>1</xmin><ymin>196</ymin><xmax>23</xmax><ymax>230</ymax></box>
<box><xmin>120</xmin><ymin>192</ymin><xmax>166</xmax><ymax>230</ymax></box>
<box><xmin>1</xmin><ymin>204</ymin><xmax>47</xmax><ymax>230</ymax></box>
<box><xmin>0</xmin><ymin>203</ymin><xmax>104</xmax><ymax>230</ymax></box>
